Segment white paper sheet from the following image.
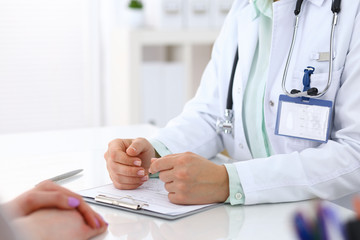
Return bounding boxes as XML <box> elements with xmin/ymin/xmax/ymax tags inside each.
<box><xmin>79</xmin><ymin>179</ymin><xmax>215</xmax><ymax>216</ymax></box>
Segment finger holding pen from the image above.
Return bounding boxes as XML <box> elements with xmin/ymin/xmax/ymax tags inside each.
<box><xmin>149</xmin><ymin>152</ymin><xmax>229</xmax><ymax>205</ymax></box>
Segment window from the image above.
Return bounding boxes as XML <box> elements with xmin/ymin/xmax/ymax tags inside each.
<box><xmin>0</xmin><ymin>0</ymin><xmax>101</xmax><ymax>133</ymax></box>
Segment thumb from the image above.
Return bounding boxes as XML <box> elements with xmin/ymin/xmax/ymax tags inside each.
<box><xmin>126</xmin><ymin>138</ymin><xmax>150</xmax><ymax>156</ymax></box>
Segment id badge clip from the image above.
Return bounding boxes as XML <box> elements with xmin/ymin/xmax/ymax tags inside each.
<box><xmin>275</xmin><ymin>67</ymin><xmax>333</xmax><ymax>143</ymax></box>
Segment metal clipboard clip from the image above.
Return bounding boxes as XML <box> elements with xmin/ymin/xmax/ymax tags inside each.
<box><xmin>95</xmin><ymin>194</ymin><xmax>149</xmax><ymax>210</ymax></box>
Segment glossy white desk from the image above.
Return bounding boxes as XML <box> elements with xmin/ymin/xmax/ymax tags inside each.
<box><xmin>0</xmin><ymin>125</ymin><xmax>355</xmax><ymax>240</ymax></box>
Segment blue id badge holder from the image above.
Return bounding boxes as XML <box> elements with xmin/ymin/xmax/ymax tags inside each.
<box><xmin>275</xmin><ymin>67</ymin><xmax>333</xmax><ymax>143</ymax></box>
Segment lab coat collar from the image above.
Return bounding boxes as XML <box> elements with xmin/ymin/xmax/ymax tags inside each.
<box><xmin>248</xmin><ymin>0</ymin><xmax>326</xmax><ymax>19</ymax></box>
<box><xmin>237</xmin><ymin>4</ymin><xmax>259</xmax><ymax>95</ymax></box>
<box><xmin>306</xmin><ymin>0</ymin><xmax>325</xmax><ymax>8</ymax></box>
<box><xmin>256</xmin><ymin>0</ymin><xmax>326</xmax><ymax>7</ymax></box>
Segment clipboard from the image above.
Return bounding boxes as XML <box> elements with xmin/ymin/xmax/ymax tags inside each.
<box><xmin>79</xmin><ymin>179</ymin><xmax>221</xmax><ymax>220</ymax></box>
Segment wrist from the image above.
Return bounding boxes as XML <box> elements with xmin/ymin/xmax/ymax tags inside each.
<box><xmin>1</xmin><ymin>202</ymin><xmax>19</xmax><ymax>220</ymax></box>
<box><xmin>13</xmin><ymin>217</ymin><xmax>40</xmax><ymax>240</ymax></box>
<box><xmin>217</xmin><ymin>165</ymin><xmax>230</xmax><ymax>202</ymax></box>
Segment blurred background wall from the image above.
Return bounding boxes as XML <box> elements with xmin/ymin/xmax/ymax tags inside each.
<box><xmin>0</xmin><ymin>0</ymin><xmax>233</xmax><ymax>133</ymax></box>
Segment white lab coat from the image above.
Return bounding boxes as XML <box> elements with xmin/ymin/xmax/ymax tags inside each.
<box><xmin>154</xmin><ymin>0</ymin><xmax>360</xmax><ymax>204</ymax></box>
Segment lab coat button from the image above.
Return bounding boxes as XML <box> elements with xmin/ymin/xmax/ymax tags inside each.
<box><xmin>239</xmin><ymin>143</ymin><xmax>244</xmax><ymax>149</ymax></box>
<box><xmin>269</xmin><ymin>101</ymin><xmax>275</xmax><ymax>107</ymax></box>
<box><xmin>235</xmin><ymin>193</ymin><xmax>243</xmax><ymax>200</ymax></box>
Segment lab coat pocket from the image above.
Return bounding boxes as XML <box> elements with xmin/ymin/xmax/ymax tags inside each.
<box><xmin>285</xmin><ymin>137</ymin><xmax>322</xmax><ymax>150</ymax></box>
<box><xmin>309</xmin><ymin>67</ymin><xmax>344</xmax><ymax>101</ymax></box>
<box><xmin>290</xmin><ymin>67</ymin><xmax>344</xmax><ymax>102</ymax></box>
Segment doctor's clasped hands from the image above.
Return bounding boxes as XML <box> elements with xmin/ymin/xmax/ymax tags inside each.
<box><xmin>104</xmin><ymin>138</ymin><xmax>229</xmax><ymax>204</ymax></box>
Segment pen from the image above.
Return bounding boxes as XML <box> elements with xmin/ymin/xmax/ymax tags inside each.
<box><xmin>321</xmin><ymin>204</ymin><xmax>346</xmax><ymax>240</ymax></box>
<box><xmin>294</xmin><ymin>212</ymin><xmax>313</xmax><ymax>240</ymax></box>
<box><xmin>46</xmin><ymin>169</ymin><xmax>83</xmax><ymax>183</ymax></box>
<box><xmin>316</xmin><ymin>204</ymin><xmax>329</xmax><ymax>240</ymax></box>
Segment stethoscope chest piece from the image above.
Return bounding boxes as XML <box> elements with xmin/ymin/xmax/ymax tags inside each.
<box><xmin>216</xmin><ymin>109</ymin><xmax>234</xmax><ymax>135</ymax></box>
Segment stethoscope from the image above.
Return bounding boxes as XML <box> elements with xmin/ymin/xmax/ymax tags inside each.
<box><xmin>216</xmin><ymin>0</ymin><xmax>342</xmax><ymax>135</ymax></box>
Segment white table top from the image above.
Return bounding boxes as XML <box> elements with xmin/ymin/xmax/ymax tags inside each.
<box><xmin>0</xmin><ymin>125</ymin><xmax>355</xmax><ymax>240</ymax></box>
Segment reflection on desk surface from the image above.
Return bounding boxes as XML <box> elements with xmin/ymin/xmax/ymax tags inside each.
<box><xmin>96</xmin><ymin>204</ymin><xmax>244</xmax><ymax>240</ymax></box>
<box><xmin>91</xmin><ymin>199</ymin><xmax>354</xmax><ymax>240</ymax></box>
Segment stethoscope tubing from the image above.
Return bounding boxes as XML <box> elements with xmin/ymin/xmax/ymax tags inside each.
<box><xmin>281</xmin><ymin>15</ymin><xmax>300</xmax><ymax>98</ymax></box>
<box><xmin>227</xmin><ymin>48</ymin><xmax>239</xmax><ymax>110</ymax></box>
<box><xmin>282</xmin><ymin>0</ymin><xmax>340</xmax><ymax>99</ymax></box>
